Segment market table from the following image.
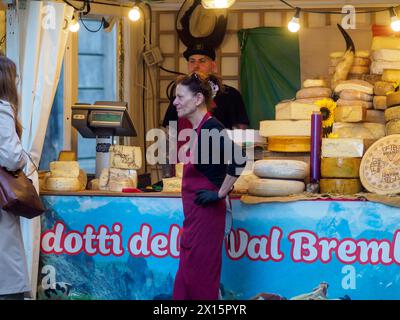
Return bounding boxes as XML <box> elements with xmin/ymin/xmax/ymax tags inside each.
<box><xmin>38</xmin><ymin>191</ymin><xmax>400</xmax><ymax>300</ymax></box>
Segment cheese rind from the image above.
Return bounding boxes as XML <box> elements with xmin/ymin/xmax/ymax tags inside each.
<box><xmin>49</xmin><ymin>161</ymin><xmax>80</xmax><ymax>178</ymax></box>
<box><xmin>295</xmin><ymin>87</ymin><xmax>332</xmax><ymax>99</ymax></box>
<box><xmin>260</xmin><ymin>120</ymin><xmax>311</xmax><ymax>137</ymax></box>
<box><xmin>321</xmin><ymin>158</ymin><xmax>361</xmax><ymax>178</ymax></box>
<box><xmin>109</xmin><ymin>145</ymin><xmax>142</xmax><ymax>170</ymax></box>
<box><xmin>321</xmin><ymin>138</ymin><xmax>364</xmax><ymax>158</ymax></box>
<box><xmin>267</xmin><ymin>136</ymin><xmax>310</xmax><ymax>152</ymax></box>
<box><xmin>384</xmin><ymin>106</ymin><xmax>400</xmax><ymax>122</ymax></box>
<box><xmin>336</xmin><ymin>99</ymin><xmax>372</xmax><ymax>109</ymax></box>
<box><xmin>332</xmin><ymin>122</ymin><xmax>386</xmax><ymax>139</ymax></box>
<box><xmin>349</xmin><ymin>65</ymin><xmax>370</xmax><ymax>75</ymax></box>
<box><xmin>386</xmin><ymin>119</ymin><xmax>400</xmax><ymax>135</ymax></box>
<box><xmin>248</xmin><ymin>179</ymin><xmax>305</xmax><ymax>197</ymax></box>
<box><xmin>339</xmin><ymin>89</ymin><xmax>372</xmax><ymax>101</ymax></box>
<box><xmin>46</xmin><ymin>177</ymin><xmax>82</xmax><ymax>192</ymax></box>
<box><xmin>320</xmin><ymin>178</ymin><xmax>362</xmax><ymax>194</ymax></box>
<box><xmin>386</xmin><ymin>92</ymin><xmax>400</xmax><ymax>108</ymax></box>
<box><xmin>334</xmin><ymin>80</ymin><xmax>374</xmax><ymax>94</ymax></box>
<box><xmin>253</xmin><ymin>159</ymin><xmax>308</xmax><ymax>180</ymax></box>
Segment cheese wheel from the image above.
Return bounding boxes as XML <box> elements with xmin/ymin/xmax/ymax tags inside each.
<box><xmin>371</xmin><ymin>61</ymin><xmax>400</xmax><ymax>75</ymax></box>
<box><xmin>349</xmin><ymin>65</ymin><xmax>370</xmax><ymax>75</ymax></box>
<box><xmin>382</xmin><ymin>69</ymin><xmax>400</xmax><ymax>82</ymax></box>
<box><xmin>366</xmin><ymin>110</ymin><xmax>385</xmax><ymax>124</ymax></box>
<box><xmin>275</xmin><ymin>101</ymin><xmax>320</xmax><ymax>120</ymax></box>
<box><xmin>303</xmin><ymin>79</ymin><xmax>327</xmax><ymax>88</ymax></box>
<box><xmin>374</xmin><ymin>81</ymin><xmax>395</xmax><ymax>96</ymax></box>
<box><xmin>353</xmin><ymin>57</ymin><xmax>371</xmax><ymax>66</ymax></box>
<box><xmin>248</xmin><ymin>179</ymin><xmax>305</xmax><ymax>197</ymax></box>
<box><xmin>373</xmin><ymin>96</ymin><xmax>387</xmax><ymax>110</ymax></box>
<box><xmin>360</xmin><ymin>134</ymin><xmax>400</xmax><ymax>194</ymax></box>
<box><xmin>49</xmin><ymin>161</ymin><xmax>80</xmax><ymax>178</ymax></box>
<box><xmin>295</xmin><ymin>98</ymin><xmax>333</xmax><ymax>104</ymax></box>
<box><xmin>371</xmin><ymin>37</ymin><xmax>400</xmax><ymax>51</ymax></box>
<box><xmin>109</xmin><ymin>145</ymin><xmax>142</xmax><ymax>170</ymax></box>
<box><xmin>336</xmin><ymin>99</ymin><xmax>372</xmax><ymax>109</ymax></box>
<box><xmin>384</xmin><ymin>106</ymin><xmax>400</xmax><ymax>122</ymax></box>
<box><xmin>267</xmin><ymin>136</ymin><xmax>310</xmax><ymax>152</ymax></box>
<box><xmin>260</xmin><ymin>120</ymin><xmax>311</xmax><ymax>137</ymax></box>
<box><xmin>162</xmin><ymin>177</ymin><xmax>182</xmax><ymax>192</ymax></box>
<box><xmin>334</xmin><ymin>105</ymin><xmax>367</xmax><ymax>123</ymax></box>
<box><xmin>332</xmin><ymin>122</ymin><xmax>386</xmax><ymax>139</ymax></box>
<box><xmin>334</xmin><ymin>80</ymin><xmax>373</xmax><ymax>94</ymax></box>
<box><xmin>321</xmin><ymin>158</ymin><xmax>361</xmax><ymax>178</ymax></box>
<box><xmin>253</xmin><ymin>159</ymin><xmax>308</xmax><ymax>180</ymax></box>
<box><xmin>320</xmin><ymin>179</ymin><xmax>362</xmax><ymax>194</ymax></box>
<box><xmin>330</xmin><ymin>50</ymin><xmax>370</xmax><ymax>58</ymax></box>
<box><xmin>295</xmin><ymin>87</ymin><xmax>332</xmax><ymax>99</ymax></box>
<box><xmin>372</xmin><ymin>49</ymin><xmax>400</xmax><ymax>62</ymax></box>
<box><xmin>339</xmin><ymin>89</ymin><xmax>372</xmax><ymax>102</ymax></box>
<box><xmin>386</xmin><ymin>92</ymin><xmax>400</xmax><ymax>108</ymax></box>
<box><xmin>58</xmin><ymin>151</ymin><xmax>77</xmax><ymax>161</ymax></box>
<box><xmin>386</xmin><ymin>119</ymin><xmax>400</xmax><ymax>135</ymax></box>
<box><xmin>46</xmin><ymin>177</ymin><xmax>82</xmax><ymax>192</ymax></box>
<box><xmin>321</xmin><ymin>138</ymin><xmax>364</xmax><ymax>158</ymax></box>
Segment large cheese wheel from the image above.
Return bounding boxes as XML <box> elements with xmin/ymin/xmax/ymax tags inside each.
<box><xmin>248</xmin><ymin>179</ymin><xmax>305</xmax><ymax>197</ymax></box>
<box><xmin>334</xmin><ymin>105</ymin><xmax>366</xmax><ymax>122</ymax></box>
<box><xmin>374</xmin><ymin>81</ymin><xmax>395</xmax><ymax>96</ymax></box>
<box><xmin>373</xmin><ymin>95</ymin><xmax>387</xmax><ymax>110</ymax></box>
<box><xmin>371</xmin><ymin>37</ymin><xmax>400</xmax><ymax>51</ymax></box>
<box><xmin>371</xmin><ymin>61</ymin><xmax>400</xmax><ymax>75</ymax></box>
<box><xmin>259</xmin><ymin>120</ymin><xmax>311</xmax><ymax>137</ymax></box>
<box><xmin>303</xmin><ymin>79</ymin><xmax>327</xmax><ymax>88</ymax></box>
<box><xmin>334</xmin><ymin>80</ymin><xmax>373</xmax><ymax>94</ymax></box>
<box><xmin>382</xmin><ymin>69</ymin><xmax>400</xmax><ymax>82</ymax></box>
<box><xmin>360</xmin><ymin>134</ymin><xmax>400</xmax><ymax>194</ymax></box>
<box><xmin>372</xmin><ymin>49</ymin><xmax>400</xmax><ymax>62</ymax></box>
<box><xmin>386</xmin><ymin>119</ymin><xmax>400</xmax><ymax>135</ymax></box>
<box><xmin>336</xmin><ymin>99</ymin><xmax>372</xmax><ymax>109</ymax></box>
<box><xmin>384</xmin><ymin>106</ymin><xmax>400</xmax><ymax>122</ymax></box>
<box><xmin>339</xmin><ymin>89</ymin><xmax>372</xmax><ymax>101</ymax></box>
<box><xmin>320</xmin><ymin>179</ymin><xmax>362</xmax><ymax>194</ymax></box>
<box><xmin>46</xmin><ymin>177</ymin><xmax>82</xmax><ymax>192</ymax></box>
<box><xmin>386</xmin><ymin>92</ymin><xmax>400</xmax><ymax>108</ymax></box>
<box><xmin>109</xmin><ymin>145</ymin><xmax>142</xmax><ymax>170</ymax></box>
<box><xmin>49</xmin><ymin>161</ymin><xmax>80</xmax><ymax>178</ymax></box>
<box><xmin>321</xmin><ymin>138</ymin><xmax>364</xmax><ymax>158</ymax></box>
<box><xmin>296</xmin><ymin>87</ymin><xmax>332</xmax><ymax>99</ymax></box>
<box><xmin>253</xmin><ymin>159</ymin><xmax>308</xmax><ymax>180</ymax></box>
<box><xmin>267</xmin><ymin>136</ymin><xmax>310</xmax><ymax>152</ymax></box>
<box><xmin>321</xmin><ymin>158</ymin><xmax>361</xmax><ymax>178</ymax></box>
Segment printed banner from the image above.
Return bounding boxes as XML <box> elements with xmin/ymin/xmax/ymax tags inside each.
<box><xmin>39</xmin><ymin>196</ymin><xmax>400</xmax><ymax>300</ymax></box>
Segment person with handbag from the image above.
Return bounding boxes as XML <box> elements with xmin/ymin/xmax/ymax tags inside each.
<box><xmin>0</xmin><ymin>56</ymin><xmax>31</xmax><ymax>300</ymax></box>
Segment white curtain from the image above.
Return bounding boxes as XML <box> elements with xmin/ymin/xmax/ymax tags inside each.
<box><xmin>6</xmin><ymin>1</ymin><xmax>73</xmax><ymax>299</ymax></box>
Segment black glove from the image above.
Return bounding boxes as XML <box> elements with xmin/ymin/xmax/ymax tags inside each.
<box><xmin>194</xmin><ymin>190</ymin><xmax>221</xmax><ymax>206</ymax></box>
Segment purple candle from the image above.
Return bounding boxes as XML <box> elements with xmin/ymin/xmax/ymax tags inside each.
<box><xmin>310</xmin><ymin>111</ymin><xmax>322</xmax><ymax>183</ymax></box>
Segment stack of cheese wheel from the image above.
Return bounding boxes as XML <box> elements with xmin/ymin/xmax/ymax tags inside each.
<box><xmin>370</xmin><ymin>37</ymin><xmax>400</xmax><ymax>75</ymax></box>
<box><xmin>360</xmin><ymin>134</ymin><xmax>400</xmax><ymax>195</ymax></box>
<box><xmin>45</xmin><ymin>160</ymin><xmax>87</xmax><ymax>192</ymax></box>
<box><xmin>329</xmin><ymin>51</ymin><xmax>371</xmax><ymax>81</ymax></box>
<box><xmin>320</xmin><ymin>138</ymin><xmax>363</xmax><ymax>194</ymax></box>
<box><xmin>99</xmin><ymin>145</ymin><xmax>141</xmax><ymax>192</ymax></box>
<box><xmin>382</xmin><ymin>70</ymin><xmax>400</xmax><ymax>135</ymax></box>
<box><xmin>162</xmin><ymin>163</ymin><xmax>183</xmax><ymax>193</ymax></box>
<box><xmin>248</xmin><ymin>159</ymin><xmax>308</xmax><ymax>197</ymax></box>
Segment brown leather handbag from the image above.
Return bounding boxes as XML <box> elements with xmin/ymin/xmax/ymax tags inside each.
<box><xmin>0</xmin><ymin>156</ymin><xmax>45</xmax><ymax>219</ymax></box>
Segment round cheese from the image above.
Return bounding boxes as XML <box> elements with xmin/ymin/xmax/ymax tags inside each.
<box><xmin>46</xmin><ymin>177</ymin><xmax>82</xmax><ymax>192</ymax></box>
<box><xmin>339</xmin><ymin>89</ymin><xmax>372</xmax><ymax>102</ymax></box>
<box><xmin>384</xmin><ymin>106</ymin><xmax>400</xmax><ymax>122</ymax></box>
<box><xmin>349</xmin><ymin>65</ymin><xmax>370</xmax><ymax>75</ymax></box>
<box><xmin>360</xmin><ymin>134</ymin><xmax>400</xmax><ymax>194</ymax></box>
<box><xmin>248</xmin><ymin>179</ymin><xmax>305</xmax><ymax>197</ymax></box>
<box><xmin>353</xmin><ymin>57</ymin><xmax>371</xmax><ymax>66</ymax></box>
<box><xmin>267</xmin><ymin>136</ymin><xmax>310</xmax><ymax>152</ymax></box>
<box><xmin>336</xmin><ymin>99</ymin><xmax>372</xmax><ymax>109</ymax></box>
<box><xmin>296</xmin><ymin>87</ymin><xmax>332</xmax><ymax>99</ymax></box>
<box><xmin>334</xmin><ymin>80</ymin><xmax>374</xmax><ymax>95</ymax></box>
<box><xmin>320</xmin><ymin>178</ymin><xmax>362</xmax><ymax>194</ymax></box>
<box><xmin>253</xmin><ymin>159</ymin><xmax>308</xmax><ymax>180</ymax></box>
<box><xmin>386</xmin><ymin>92</ymin><xmax>400</xmax><ymax>108</ymax></box>
<box><xmin>371</xmin><ymin>61</ymin><xmax>400</xmax><ymax>75</ymax></box>
<box><xmin>321</xmin><ymin>158</ymin><xmax>361</xmax><ymax>178</ymax></box>
<box><xmin>386</xmin><ymin>119</ymin><xmax>400</xmax><ymax>135</ymax></box>
<box><xmin>374</xmin><ymin>81</ymin><xmax>395</xmax><ymax>96</ymax></box>
<box><xmin>303</xmin><ymin>79</ymin><xmax>327</xmax><ymax>88</ymax></box>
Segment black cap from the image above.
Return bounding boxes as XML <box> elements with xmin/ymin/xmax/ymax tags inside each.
<box><xmin>183</xmin><ymin>44</ymin><xmax>216</xmax><ymax>61</ymax></box>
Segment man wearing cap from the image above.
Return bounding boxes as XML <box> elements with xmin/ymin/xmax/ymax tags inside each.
<box><xmin>162</xmin><ymin>44</ymin><xmax>250</xmax><ymax>131</ymax></box>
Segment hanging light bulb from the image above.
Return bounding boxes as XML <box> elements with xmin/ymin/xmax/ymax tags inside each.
<box><xmin>69</xmin><ymin>12</ymin><xmax>80</xmax><ymax>32</ymax></box>
<box><xmin>201</xmin><ymin>0</ymin><xmax>236</xmax><ymax>9</ymax></box>
<box><xmin>129</xmin><ymin>5</ymin><xmax>141</xmax><ymax>21</ymax></box>
<box><xmin>390</xmin><ymin>7</ymin><xmax>400</xmax><ymax>32</ymax></box>
<box><xmin>288</xmin><ymin>7</ymin><xmax>301</xmax><ymax>33</ymax></box>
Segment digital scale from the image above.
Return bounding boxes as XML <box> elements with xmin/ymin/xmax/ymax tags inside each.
<box><xmin>71</xmin><ymin>101</ymin><xmax>137</xmax><ymax>177</ymax></box>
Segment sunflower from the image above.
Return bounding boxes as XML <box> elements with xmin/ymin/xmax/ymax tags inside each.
<box><xmin>327</xmin><ymin>132</ymin><xmax>339</xmax><ymax>139</ymax></box>
<box><xmin>387</xmin><ymin>80</ymin><xmax>400</xmax><ymax>95</ymax></box>
<box><xmin>315</xmin><ymin>98</ymin><xmax>336</xmax><ymax>128</ymax></box>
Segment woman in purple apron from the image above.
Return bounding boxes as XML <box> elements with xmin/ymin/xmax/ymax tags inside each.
<box><xmin>172</xmin><ymin>72</ymin><xmax>245</xmax><ymax>300</ymax></box>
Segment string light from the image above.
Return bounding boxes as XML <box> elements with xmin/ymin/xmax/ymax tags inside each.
<box><xmin>288</xmin><ymin>7</ymin><xmax>300</xmax><ymax>32</ymax></box>
<box><xmin>69</xmin><ymin>12</ymin><xmax>80</xmax><ymax>32</ymax></box>
<box><xmin>390</xmin><ymin>7</ymin><xmax>400</xmax><ymax>32</ymax></box>
<box><xmin>201</xmin><ymin>0</ymin><xmax>236</xmax><ymax>9</ymax></box>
